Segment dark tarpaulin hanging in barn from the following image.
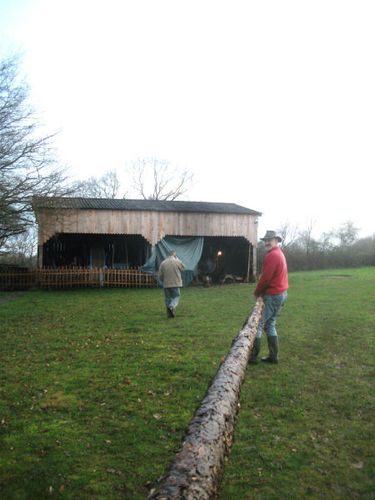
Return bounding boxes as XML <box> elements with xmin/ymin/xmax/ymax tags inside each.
<box><xmin>140</xmin><ymin>236</ymin><xmax>204</xmax><ymax>286</ymax></box>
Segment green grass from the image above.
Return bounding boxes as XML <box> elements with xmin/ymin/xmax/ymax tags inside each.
<box><xmin>221</xmin><ymin>268</ymin><xmax>375</xmax><ymax>499</ymax></box>
<box><xmin>1</xmin><ymin>269</ymin><xmax>374</xmax><ymax>499</ymax></box>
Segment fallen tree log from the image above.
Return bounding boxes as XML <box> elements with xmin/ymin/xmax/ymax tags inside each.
<box><xmin>148</xmin><ymin>297</ymin><xmax>264</xmax><ymax>499</ymax></box>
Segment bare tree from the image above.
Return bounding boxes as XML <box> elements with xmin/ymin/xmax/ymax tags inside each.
<box><xmin>0</xmin><ymin>55</ymin><xmax>68</xmax><ymax>246</ymax></box>
<box><xmin>0</xmin><ymin>228</ymin><xmax>37</xmax><ymax>267</ymax></box>
<box><xmin>335</xmin><ymin>221</ymin><xmax>359</xmax><ymax>247</ymax></box>
<box><xmin>276</xmin><ymin>222</ymin><xmax>299</xmax><ymax>248</ymax></box>
<box><xmin>72</xmin><ymin>170</ymin><xmax>123</xmax><ymax>198</ymax></box>
<box><xmin>298</xmin><ymin>219</ymin><xmax>317</xmax><ymax>255</ymax></box>
<box><xmin>130</xmin><ymin>157</ymin><xmax>193</xmax><ymax>200</ymax></box>
<box><xmin>319</xmin><ymin>231</ymin><xmax>335</xmax><ymax>252</ymax></box>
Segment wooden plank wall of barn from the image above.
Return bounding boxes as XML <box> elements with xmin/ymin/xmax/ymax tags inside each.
<box><xmin>36</xmin><ymin>209</ymin><xmax>259</xmax><ymax>247</ymax></box>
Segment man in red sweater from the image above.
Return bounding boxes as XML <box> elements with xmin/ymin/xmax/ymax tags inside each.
<box><xmin>251</xmin><ymin>230</ymin><xmax>288</xmax><ymax>364</ymax></box>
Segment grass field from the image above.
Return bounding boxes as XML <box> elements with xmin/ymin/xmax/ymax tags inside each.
<box><xmin>1</xmin><ymin>268</ymin><xmax>374</xmax><ymax>499</ymax></box>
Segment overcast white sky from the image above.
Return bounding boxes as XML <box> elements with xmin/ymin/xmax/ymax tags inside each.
<box><xmin>1</xmin><ymin>0</ymin><xmax>374</xmax><ymax>238</ymax></box>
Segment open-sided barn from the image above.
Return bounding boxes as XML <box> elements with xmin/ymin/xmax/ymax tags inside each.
<box><xmin>32</xmin><ymin>197</ymin><xmax>262</xmax><ymax>283</ymax></box>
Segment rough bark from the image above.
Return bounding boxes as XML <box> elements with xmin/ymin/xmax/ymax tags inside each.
<box><xmin>148</xmin><ymin>298</ymin><xmax>264</xmax><ymax>499</ymax></box>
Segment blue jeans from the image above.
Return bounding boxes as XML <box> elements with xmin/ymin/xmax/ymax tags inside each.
<box><xmin>164</xmin><ymin>287</ymin><xmax>181</xmax><ymax>309</ymax></box>
<box><xmin>256</xmin><ymin>291</ymin><xmax>288</xmax><ymax>338</ymax></box>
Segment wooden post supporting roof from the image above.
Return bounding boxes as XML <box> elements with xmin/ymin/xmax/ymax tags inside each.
<box><xmin>246</xmin><ymin>241</ymin><xmax>252</xmax><ymax>282</ymax></box>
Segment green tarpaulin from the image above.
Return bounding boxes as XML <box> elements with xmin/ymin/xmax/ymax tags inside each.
<box><xmin>140</xmin><ymin>236</ymin><xmax>204</xmax><ymax>286</ymax></box>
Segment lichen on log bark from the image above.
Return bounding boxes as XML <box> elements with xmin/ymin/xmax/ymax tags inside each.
<box><xmin>148</xmin><ymin>298</ymin><xmax>264</xmax><ymax>499</ymax></box>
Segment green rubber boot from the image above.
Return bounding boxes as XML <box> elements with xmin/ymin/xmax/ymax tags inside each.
<box><xmin>249</xmin><ymin>337</ymin><xmax>261</xmax><ymax>364</ymax></box>
<box><xmin>261</xmin><ymin>336</ymin><xmax>279</xmax><ymax>364</ymax></box>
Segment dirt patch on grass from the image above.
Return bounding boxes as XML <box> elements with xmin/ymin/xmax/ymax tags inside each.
<box><xmin>320</xmin><ymin>274</ymin><xmax>352</xmax><ymax>278</ymax></box>
<box><xmin>0</xmin><ymin>292</ymin><xmax>25</xmax><ymax>304</ymax></box>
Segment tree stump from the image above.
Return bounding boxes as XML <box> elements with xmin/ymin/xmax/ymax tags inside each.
<box><xmin>148</xmin><ymin>298</ymin><xmax>264</xmax><ymax>499</ymax></box>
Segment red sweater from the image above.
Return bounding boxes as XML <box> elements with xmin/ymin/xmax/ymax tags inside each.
<box><xmin>255</xmin><ymin>246</ymin><xmax>288</xmax><ymax>296</ymax></box>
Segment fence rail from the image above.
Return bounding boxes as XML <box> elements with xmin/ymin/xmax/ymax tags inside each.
<box><xmin>0</xmin><ymin>268</ymin><xmax>158</xmax><ymax>291</ymax></box>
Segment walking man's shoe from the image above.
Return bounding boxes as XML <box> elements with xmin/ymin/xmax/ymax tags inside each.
<box><xmin>166</xmin><ymin>307</ymin><xmax>175</xmax><ymax>318</ymax></box>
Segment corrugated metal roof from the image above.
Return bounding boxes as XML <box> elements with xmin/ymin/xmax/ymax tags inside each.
<box><xmin>32</xmin><ymin>197</ymin><xmax>262</xmax><ymax>216</ymax></box>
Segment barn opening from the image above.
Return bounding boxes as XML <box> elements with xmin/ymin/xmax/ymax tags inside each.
<box><xmin>198</xmin><ymin>236</ymin><xmax>252</xmax><ymax>283</ymax></box>
<box><xmin>41</xmin><ymin>233</ymin><xmax>253</xmax><ymax>283</ymax></box>
<box><xmin>42</xmin><ymin>233</ymin><xmax>151</xmax><ymax>268</ymax></box>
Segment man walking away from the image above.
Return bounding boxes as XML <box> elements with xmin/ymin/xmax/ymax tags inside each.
<box><xmin>159</xmin><ymin>251</ymin><xmax>185</xmax><ymax>318</ymax></box>
<box><xmin>251</xmin><ymin>230</ymin><xmax>288</xmax><ymax>364</ymax></box>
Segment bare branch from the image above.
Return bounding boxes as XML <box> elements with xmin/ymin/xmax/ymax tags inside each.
<box><xmin>72</xmin><ymin>170</ymin><xmax>123</xmax><ymax>199</ymax></box>
<box><xmin>0</xmin><ymin>55</ymin><xmax>69</xmax><ymax>246</ymax></box>
<box><xmin>130</xmin><ymin>157</ymin><xmax>193</xmax><ymax>200</ymax></box>
<box><xmin>276</xmin><ymin>222</ymin><xmax>299</xmax><ymax>248</ymax></box>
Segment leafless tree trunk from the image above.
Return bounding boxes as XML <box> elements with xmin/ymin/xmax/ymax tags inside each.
<box><xmin>298</xmin><ymin>219</ymin><xmax>316</xmax><ymax>255</ymax></box>
<box><xmin>148</xmin><ymin>298</ymin><xmax>264</xmax><ymax>500</ymax></box>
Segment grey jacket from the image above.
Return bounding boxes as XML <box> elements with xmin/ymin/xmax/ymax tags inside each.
<box><xmin>159</xmin><ymin>256</ymin><xmax>184</xmax><ymax>288</ymax></box>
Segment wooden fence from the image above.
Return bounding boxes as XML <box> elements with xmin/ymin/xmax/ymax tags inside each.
<box><xmin>0</xmin><ymin>269</ymin><xmax>35</xmax><ymax>291</ymax></box>
<box><xmin>0</xmin><ymin>268</ymin><xmax>158</xmax><ymax>291</ymax></box>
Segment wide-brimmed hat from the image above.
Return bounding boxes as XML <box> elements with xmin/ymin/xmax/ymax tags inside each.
<box><xmin>260</xmin><ymin>230</ymin><xmax>282</xmax><ymax>242</ymax></box>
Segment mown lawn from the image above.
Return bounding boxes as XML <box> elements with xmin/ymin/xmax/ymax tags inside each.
<box><xmin>221</xmin><ymin>268</ymin><xmax>375</xmax><ymax>499</ymax></box>
<box><xmin>0</xmin><ymin>268</ymin><xmax>374</xmax><ymax>499</ymax></box>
